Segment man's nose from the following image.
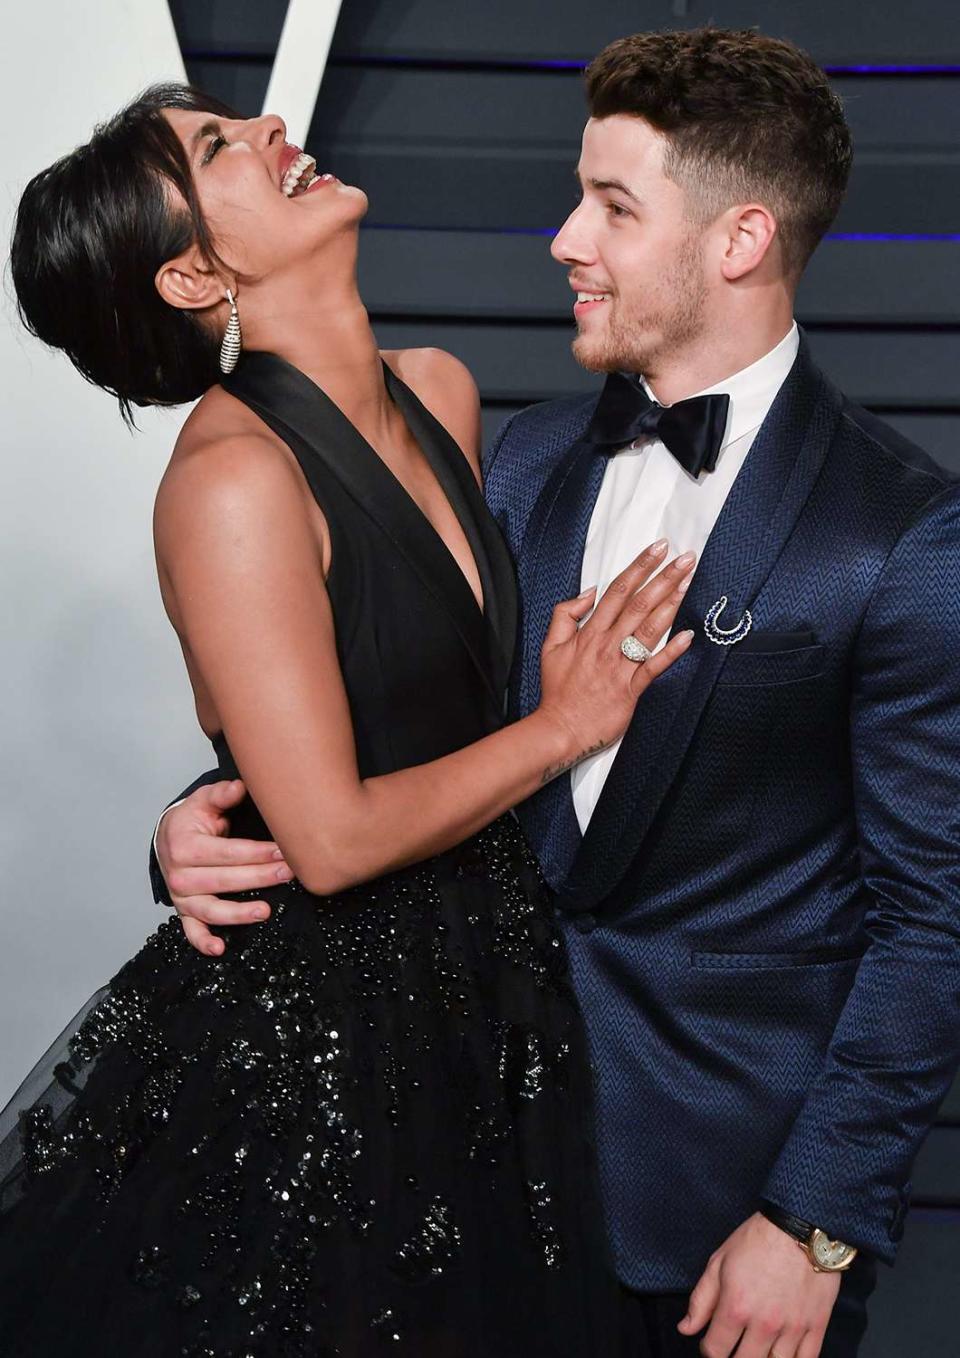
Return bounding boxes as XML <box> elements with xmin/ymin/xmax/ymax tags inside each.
<box><xmin>551</xmin><ymin>207</ymin><xmax>593</xmax><ymax>265</ymax></box>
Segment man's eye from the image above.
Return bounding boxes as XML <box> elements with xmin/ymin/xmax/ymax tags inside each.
<box><xmin>203</xmin><ymin>135</ymin><xmax>227</xmax><ymax>165</ymax></box>
<box><xmin>607</xmin><ymin>203</ymin><xmax>629</xmax><ymax>218</ymax></box>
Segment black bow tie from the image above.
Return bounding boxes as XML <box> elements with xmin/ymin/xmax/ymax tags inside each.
<box><xmin>584</xmin><ymin>371</ymin><xmax>731</xmax><ymax>478</ymax></box>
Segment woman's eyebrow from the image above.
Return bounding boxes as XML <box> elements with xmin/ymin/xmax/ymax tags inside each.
<box><xmin>190</xmin><ymin>120</ymin><xmax>222</xmax><ymax>154</ymax></box>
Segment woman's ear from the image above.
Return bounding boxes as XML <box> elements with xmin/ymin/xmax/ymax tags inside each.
<box><xmin>155</xmin><ymin>246</ymin><xmax>229</xmax><ymax>312</ymax></box>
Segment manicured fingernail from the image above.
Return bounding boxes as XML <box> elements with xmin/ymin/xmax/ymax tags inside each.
<box><xmin>650</xmin><ymin>538</ymin><xmax>668</xmax><ymax>554</ymax></box>
<box><xmin>272</xmin><ymin>848</ymin><xmax>284</xmax><ymax>860</ymax></box>
<box><xmin>253</xmin><ymin>906</ymin><xmax>270</xmax><ymax>920</ymax></box>
<box><xmin>677</xmin><ymin>629</ymin><xmax>695</xmax><ymax>645</ymax></box>
<box><xmin>676</xmin><ymin>551</ymin><xmax>696</xmax><ymax>568</ymax></box>
<box><xmin>276</xmin><ymin>865</ymin><xmax>294</xmax><ymax>881</ymax></box>
<box><xmin>578</xmin><ymin>584</ymin><xmax>597</xmax><ymax>597</ymax></box>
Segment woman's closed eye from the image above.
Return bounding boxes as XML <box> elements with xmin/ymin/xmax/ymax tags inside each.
<box><xmin>202</xmin><ymin>134</ymin><xmax>227</xmax><ymax>166</ymax></box>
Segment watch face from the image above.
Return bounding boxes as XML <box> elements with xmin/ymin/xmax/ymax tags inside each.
<box><xmin>811</xmin><ymin>1230</ymin><xmax>856</xmax><ymax>1270</ymax></box>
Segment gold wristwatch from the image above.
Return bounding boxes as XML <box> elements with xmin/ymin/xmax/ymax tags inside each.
<box><xmin>760</xmin><ymin>1202</ymin><xmax>859</xmax><ymax>1273</ymax></box>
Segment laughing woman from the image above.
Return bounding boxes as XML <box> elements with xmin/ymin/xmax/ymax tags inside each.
<box><xmin>0</xmin><ymin>84</ymin><xmax>695</xmax><ymax>1355</ymax></box>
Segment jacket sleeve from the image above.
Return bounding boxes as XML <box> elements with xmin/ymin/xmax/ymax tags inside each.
<box><xmin>148</xmin><ymin>768</ymin><xmax>222</xmax><ymax>907</ymax></box>
<box><xmin>480</xmin><ymin>412</ymin><xmax>518</xmax><ymax>495</ymax></box>
<box><xmin>762</xmin><ymin>483</ymin><xmax>960</xmax><ymax>1262</ymax></box>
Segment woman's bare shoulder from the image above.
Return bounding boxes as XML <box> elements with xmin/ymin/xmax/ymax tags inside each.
<box><xmin>381</xmin><ymin>347</ymin><xmax>482</xmax><ymax>481</ymax></box>
<box><xmin>172</xmin><ymin>384</ymin><xmax>279</xmax><ymax>460</ymax></box>
<box><xmin>155</xmin><ymin>387</ymin><xmax>304</xmax><ymax>550</ymax></box>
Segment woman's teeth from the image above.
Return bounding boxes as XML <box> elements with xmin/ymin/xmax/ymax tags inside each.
<box><xmin>282</xmin><ymin>151</ymin><xmax>317</xmax><ymax>196</ymax></box>
<box><xmin>577</xmin><ymin>292</ymin><xmax>609</xmax><ymax>303</ymax></box>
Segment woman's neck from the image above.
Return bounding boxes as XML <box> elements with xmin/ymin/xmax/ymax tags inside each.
<box><xmin>240</xmin><ymin>274</ymin><xmax>394</xmax><ymax>439</ymax></box>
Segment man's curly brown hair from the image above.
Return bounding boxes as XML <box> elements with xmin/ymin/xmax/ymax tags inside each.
<box><xmin>585</xmin><ymin>28</ymin><xmax>853</xmax><ymax>277</ymax></box>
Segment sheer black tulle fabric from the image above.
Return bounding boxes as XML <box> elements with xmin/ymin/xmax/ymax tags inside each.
<box><xmin>0</xmin><ymin>354</ymin><xmax>623</xmax><ymax>1354</ymax></box>
<box><xmin>0</xmin><ymin>817</ymin><xmax>618</xmax><ymax>1355</ymax></box>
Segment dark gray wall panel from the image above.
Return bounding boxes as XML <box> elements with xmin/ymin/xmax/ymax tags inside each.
<box><xmin>328</xmin><ymin>0</ymin><xmax>960</xmax><ymax>66</ymax></box>
<box><xmin>912</xmin><ymin>1128</ymin><xmax>960</xmax><ymax>1204</ymax></box>
<box><xmin>356</xmin><ymin>230</ymin><xmax>959</xmax><ymax>325</ymax></box>
<box><xmin>184</xmin><ymin>59</ymin><xmax>271</xmax><ymax>115</ymax></box>
<box><xmin>170</xmin><ymin>0</ymin><xmax>285</xmax><ymax>56</ymax></box>
<box><xmin>941</xmin><ymin>1074</ymin><xmax>960</xmax><ymax>1121</ymax></box>
<box><xmin>173</xmin><ymin>0</ymin><xmax>960</xmax><ymax>65</ymax></box>
<box><xmin>182</xmin><ymin>57</ymin><xmax>960</xmax><ymax>152</ymax></box>
<box><xmin>806</xmin><ymin>331</ymin><xmax>960</xmax><ymax>408</ymax></box>
<box><xmin>866</xmin><ymin>1210</ymin><xmax>960</xmax><ymax>1357</ymax></box>
<box><xmin>797</xmin><ymin>247</ymin><xmax>960</xmax><ymax>325</ymax></box>
<box><xmin>884</xmin><ymin>414</ymin><xmax>960</xmax><ymax>472</ymax></box>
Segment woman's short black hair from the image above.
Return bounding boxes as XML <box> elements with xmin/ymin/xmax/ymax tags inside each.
<box><xmin>9</xmin><ymin>82</ymin><xmax>241</xmax><ymax>427</ymax></box>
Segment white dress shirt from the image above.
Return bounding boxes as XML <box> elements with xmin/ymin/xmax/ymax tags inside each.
<box><xmin>571</xmin><ymin>322</ymin><xmax>800</xmax><ymax>833</ymax></box>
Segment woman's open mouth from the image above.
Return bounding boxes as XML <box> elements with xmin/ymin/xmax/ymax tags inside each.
<box><xmin>281</xmin><ymin>151</ymin><xmax>338</xmax><ymax>198</ymax></box>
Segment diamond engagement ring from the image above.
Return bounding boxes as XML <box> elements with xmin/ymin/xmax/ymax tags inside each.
<box><xmin>620</xmin><ymin>636</ymin><xmax>652</xmax><ymax>664</ymax></box>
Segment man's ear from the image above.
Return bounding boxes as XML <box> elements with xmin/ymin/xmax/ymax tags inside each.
<box><xmin>719</xmin><ymin>203</ymin><xmax>779</xmax><ymax>282</ymax></box>
<box><xmin>155</xmin><ymin>246</ymin><xmax>230</xmax><ymax>313</ymax></box>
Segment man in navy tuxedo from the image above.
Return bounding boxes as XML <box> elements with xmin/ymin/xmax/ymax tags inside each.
<box><xmin>151</xmin><ymin>28</ymin><xmax>960</xmax><ymax>1358</ymax></box>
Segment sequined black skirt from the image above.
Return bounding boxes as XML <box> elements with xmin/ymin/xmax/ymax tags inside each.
<box><xmin>0</xmin><ymin>814</ymin><xmax>619</xmax><ymax>1356</ymax></box>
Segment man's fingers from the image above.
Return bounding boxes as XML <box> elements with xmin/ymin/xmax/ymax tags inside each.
<box><xmin>180</xmin><ymin>914</ymin><xmax>225</xmax><ymax>957</ymax></box>
<box><xmin>166</xmin><ymin>860</ymin><xmax>293</xmax><ymax>898</ymax></box>
<box><xmin>172</xmin><ymin>834</ymin><xmax>285</xmax><ymax>870</ymax></box>
<box><xmin>796</xmin><ymin>1328</ymin><xmax>827</xmax><ymax>1358</ymax></box>
<box><xmin>678</xmin><ymin>1261</ymin><xmax>720</xmax><ymax>1336</ymax></box>
<box><xmin>697</xmin><ymin>1310</ymin><xmax>745</xmax><ymax>1358</ymax></box>
<box><xmin>767</xmin><ymin>1329</ymin><xmax>804</xmax><ymax>1358</ymax></box>
<box><xmin>201</xmin><ymin>778</ymin><xmax>248</xmax><ymax>812</ymax></box>
<box><xmin>728</xmin><ymin>1323</ymin><xmax>783</xmax><ymax>1358</ymax></box>
<box><xmin>174</xmin><ymin>895</ymin><xmax>272</xmax><ymax>928</ymax></box>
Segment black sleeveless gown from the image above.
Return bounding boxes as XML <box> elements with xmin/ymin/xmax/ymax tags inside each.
<box><xmin>0</xmin><ymin>353</ymin><xmax>622</xmax><ymax>1356</ymax></box>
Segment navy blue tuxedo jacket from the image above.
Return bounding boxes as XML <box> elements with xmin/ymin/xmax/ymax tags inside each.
<box><xmin>484</xmin><ymin>333</ymin><xmax>960</xmax><ymax>1290</ymax></box>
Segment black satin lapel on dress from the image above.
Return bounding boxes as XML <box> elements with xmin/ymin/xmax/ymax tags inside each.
<box><xmin>560</xmin><ymin>335</ymin><xmax>844</xmax><ymax>912</ymax></box>
<box><xmin>220</xmin><ymin>351</ymin><xmax>506</xmax><ymax>709</ymax></box>
<box><xmin>381</xmin><ymin>363</ymin><xmax>519</xmax><ymax>700</ymax></box>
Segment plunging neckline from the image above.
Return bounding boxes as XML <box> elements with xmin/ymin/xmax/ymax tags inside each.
<box><xmin>236</xmin><ymin>353</ymin><xmax>487</xmax><ymax>620</ymax></box>
<box><xmin>218</xmin><ymin>349</ymin><xmax>519</xmax><ymax>712</ymax></box>
<box><xmin>377</xmin><ymin>359</ymin><xmax>486</xmax><ymax>619</ymax></box>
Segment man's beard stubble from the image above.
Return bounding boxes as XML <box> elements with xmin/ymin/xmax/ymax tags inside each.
<box><xmin>572</xmin><ymin>232</ymin><xmax>708</xmax><ymax>380</ymax></box>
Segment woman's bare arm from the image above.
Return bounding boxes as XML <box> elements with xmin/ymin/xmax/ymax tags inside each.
<box><xmin>155</xmin><ymin>434</ymin><xmax>692</xmax><ymax>897</ymax></box>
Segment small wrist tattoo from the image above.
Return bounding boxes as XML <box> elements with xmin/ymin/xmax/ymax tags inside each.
<box><xmin>540</xmin><ymin>738</ymin><xmax>606</xmax><ymax>785</ymax></box>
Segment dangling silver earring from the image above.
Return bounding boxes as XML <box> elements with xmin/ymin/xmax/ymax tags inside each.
<box><xmin>219</xmin><ymin>288</ymin><xmax>242</xmax><ymax>374</ymax></box>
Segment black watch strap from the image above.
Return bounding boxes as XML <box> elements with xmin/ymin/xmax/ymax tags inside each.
<box><xmin>759</xmin><ymin>1199</ymin><xmax>814</xmax><ymax>1243</ymax></box>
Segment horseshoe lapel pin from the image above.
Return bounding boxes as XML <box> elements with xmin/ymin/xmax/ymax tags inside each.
<box><xmin>704</xmin><ymin>595</ymin><xmax>753</xmax><ymax>646</ymax></box>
